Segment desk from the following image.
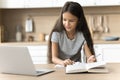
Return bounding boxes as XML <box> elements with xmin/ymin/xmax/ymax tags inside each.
<box><xmin>0</xmin><ymin>63</ymin><xmax>120</xmax><ymax>80</ymax></box>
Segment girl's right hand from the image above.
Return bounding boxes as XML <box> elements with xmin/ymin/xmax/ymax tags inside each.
<box><xmin>62</xmin><ymin>59</ymin><xmax>74</xmax><ymax>67</ymax></box>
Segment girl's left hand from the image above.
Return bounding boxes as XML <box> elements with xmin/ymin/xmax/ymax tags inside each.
<box><xmin>87</xmin><ymin>55</ymin><xmax>96</xmax><ymax>63</ymax></box>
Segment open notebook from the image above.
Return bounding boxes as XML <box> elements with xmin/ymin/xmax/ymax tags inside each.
<box><xmin>0</xmin><ymin>46</ymin><xmax>54</xmax><ymax>76</ymax></box>
<box><xmin>66</xmin><ymin>61</ymin><xmax>108</xmax><ymax>73</ymax></box>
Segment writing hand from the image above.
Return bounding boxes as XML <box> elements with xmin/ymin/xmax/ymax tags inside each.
<box><xmin>87</xmin><ymin>55</ymin><xmax>96</xmax><ymax>63</ymax></box>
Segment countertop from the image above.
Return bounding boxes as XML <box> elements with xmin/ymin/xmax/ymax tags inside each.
<box><xmin>0</xmin><ymin>40</ymin><xmax>120</xmax><ymax>46</ymax></box>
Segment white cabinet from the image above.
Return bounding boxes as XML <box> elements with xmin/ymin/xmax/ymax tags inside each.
<box><xmin>0</xmin><ymin>0</ymin><xmax>25</xmax><ymax>8</ymax></box>
<box><xmin>94</xmin><ymin>44</ymin><xmax>120</xmax><ymax>63</ymax></box>
<box><xmin>53</xmin><ymin>0</ymin><xmax>73</xmax><ymax>7</ymax></box>
<box><xmin>28</xmin><ymin>44</ymin><xmax>120</xmax><ymax>64</ymax></box>
<box><xmin>52</xmin><ymin>0</ymin><xmax>120</xmax><ymax>7</ymax></box>
<box><xmin>25</xmin><ymin>0</ymin><xmax>53</xmax><ymax>8</ymax></box>
<box><xmin>27</xmin><ymin>45</ymin><xmax>49</xmax><ymax>64</ymax></box>
<box><xmin>94</xmin><ymin>44</ymin><xmax>104</xmax><ymax>62</ymax></box>
<box><xmin>103</xmin><ymin>48</ymin><xmax>120</xmax><ymax>63</ymax></box>
<box><xmin>52</xmin><ymin>0</ymin><xmax>96</xmax><ymax>7</ymax></box>
<box><xmin>95</xmin><ymin>0</ymin><xmax>120</xmax><ymax>6</ymax></box>
<box><xmin>78</xmin><ymin>0</ymin><xmax>120</xmax><ymax>7</ymax></box>
<box><xmin>76</xmin><ymin>0</ymin><xmax>96</xmax><ymax>7</ymax></box>
<box><xmin>0</xmin><ymin>0</ymin><xmax>54</xmax><ymax>8</ymax></box>
<box><xmin>0</xmin><ymin>0</ymin><xmax>120</xmax><ymax>8</ymax></box>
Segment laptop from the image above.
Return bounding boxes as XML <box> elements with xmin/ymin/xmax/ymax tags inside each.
<box><xmin>0</xmin><ymin>46</ymin><xmax>54</xmax><ymax>76</ymax></box>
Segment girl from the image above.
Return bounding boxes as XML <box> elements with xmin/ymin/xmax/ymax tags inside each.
<box><xmin>48</xmin><ymin>1</ymin><xmax>96</xmax><ymax>66</ymax></box>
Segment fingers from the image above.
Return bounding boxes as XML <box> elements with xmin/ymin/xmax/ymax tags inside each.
<box><xmin>63</xmin><ymin>59</ymin><xmax>74</xmax><ymax>66</ymax></box>
<box><xmin>87</xmin><ymin>55</ymin><xmax>96</xmax><ymax>63</ymax></box>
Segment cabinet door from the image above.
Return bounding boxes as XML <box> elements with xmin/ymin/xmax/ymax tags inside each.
<box><xmin>0</xmin><ymin>0</ymin><xmax>25</xmax><ymax>8</ymax></box>
<box><xmin>53</xmin><ymin>0</ymin><xmax>96</xmax><ymax>7</ymax></box>
<box><xmin>94</xmin><ymin>44</ymin><xmax>120</xmax><ymax>63</ymax></box>
<box><xmin>53</xmin><ymin>0</ymin><xmax>71</xmax><ymax>7</ymax></box>
<box><xmin>27</xmin><ymin>45</ymin><xmax>49</xmax><ymax>64</ymax></box>
<box><xmin>76</xmin><ymin>0</ymin><xmax>96</xmax><ymax>7</ymax></box>
<box><xmin>95</xmin><ymin>0</ymin><xmax>120</xmax><ymax>6</ymax></box>
<box><xmin>25</xmin><ymin>0</ymin><xmax>53</xmax><ymax>8</ymax></box>
<box><xmin>94</xmin><ymin>44</ymin><xmax>104</xmax><ymax>61</ymax></box>
<box><xmin>102</xmin><ymin>44</ymin><xmax>120</xmax><ymax>63</ymax></box>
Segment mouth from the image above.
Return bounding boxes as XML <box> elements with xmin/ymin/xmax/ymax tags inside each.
<box><xmin>65</xmin><ymin>26</ymin><xmax>71</xmax><ymax>30</ymax></box>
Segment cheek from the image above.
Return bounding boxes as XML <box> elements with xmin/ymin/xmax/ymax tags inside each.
<box><xmin>72</xmin><ymin>22</ymin><xmax>78</xmax><ymax>28</ymax></box>
<box><xmin>62</xmin><ymin>21</ymin><xmax>66</xmax><ymax>27</ymax></box>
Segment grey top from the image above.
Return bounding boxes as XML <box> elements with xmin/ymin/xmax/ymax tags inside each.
<box><xmin>51</xmin><ymin>31</ymin><xmax>85</xmax><ymax>62</ymax></box>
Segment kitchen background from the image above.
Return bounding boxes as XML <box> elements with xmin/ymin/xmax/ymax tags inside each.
<box><xmin>0</xmin><ymin>0</ymin><xmax>120</xmax><ymax>64</ymax></box>
<box><xmin>1</xmin><ymin>6</ymin><xmax>120</xmax><ymax>43</ymax></box>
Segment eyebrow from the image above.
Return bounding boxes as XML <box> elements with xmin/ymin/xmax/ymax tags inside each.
<box><xmin>63</xmin><ymin>18</ymin><xmax>77</xmax><ymax>20</ymax></box>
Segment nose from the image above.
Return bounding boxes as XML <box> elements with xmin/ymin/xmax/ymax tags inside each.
<box><xmin>65</xmin><ymin>21</ymin><xmax>70</xmax><ymax>26</ymax></box>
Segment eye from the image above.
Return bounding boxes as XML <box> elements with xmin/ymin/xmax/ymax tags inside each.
<box><xmin>69</xmin><ymin>20</ymin><xmax>75</xmax><ymax>22</ymax></box>
<box><xmin>63</xmin><ymin>18</ymin><xmax>67</xmax><ymax>21</ymax></box>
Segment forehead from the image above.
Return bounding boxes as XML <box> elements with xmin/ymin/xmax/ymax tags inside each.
<box><xmin>62</xmin><ymin>12</ymin><xmax>78</xmax><ymax>19</ymax></box>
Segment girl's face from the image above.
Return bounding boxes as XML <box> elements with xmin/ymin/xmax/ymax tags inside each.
<box><xmin>62</xmin><ymin>12</ymin><xmax>78</xmax><ymax>32</ymax></box>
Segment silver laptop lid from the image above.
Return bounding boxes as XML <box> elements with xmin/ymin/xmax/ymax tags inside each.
<box><xmin>0</xmin><ymin>46</ymin><xmax>40</xmax><ymax>75</ymax></box>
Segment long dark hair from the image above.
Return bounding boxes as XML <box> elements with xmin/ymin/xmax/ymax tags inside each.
<box><xmin>48</xmin><ymin>1</ymin><xmax>95</xmax><ymax>62</ymax></box>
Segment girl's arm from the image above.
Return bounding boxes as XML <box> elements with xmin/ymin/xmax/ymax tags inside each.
<box><xmin>51</xmin><ymin>42</ymin><xmax>63</xmax><ymax>65</ymax></box>
<box><xmin>84</xmin><ymin>43</ymin><xmax>96</xmax><ymax>63</ymax></box>
<box><xmin>51</xmin><ymin>42</ymin><xmax>74</xmax><ymax>66</ymax></box>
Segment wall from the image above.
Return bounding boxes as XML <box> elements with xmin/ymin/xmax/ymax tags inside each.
<box><xmin>0</xmin><ymin>10</ymin><xmax>1</xmax><ymax>25</ymax></box>
<box><xmin>1</xmin><ymin>6</ymin><xmax>120</xmax><ymax>42</ymax></box>
<box><xmin>0</xmin><ymin>10</ymin><xmax>2</xmax><ymax>42</ymax></box>
<box><xmin>84</xmin><ymin>6</ymin><xmax>120</xmax><ymax>40</ymax></box>
<box><xmin>2</xmin><ymin>8</ymin><xmax>61</xmax><ymax>42</ymax></box>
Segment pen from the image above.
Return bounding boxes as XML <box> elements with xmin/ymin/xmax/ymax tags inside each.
<box><xmin>89</xmin><ymin>54</ymin><xmax>101</xmax><ymax>59</ymax></box>
<box><xmin>95</xmin><ymin>54</ymin><xmax>101</xmax><ymax>57</ymax></box>
<box><xmin>87</xmin><ymin>54</ymin><xmax>101</xmax><ymax>61</ymax></box>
